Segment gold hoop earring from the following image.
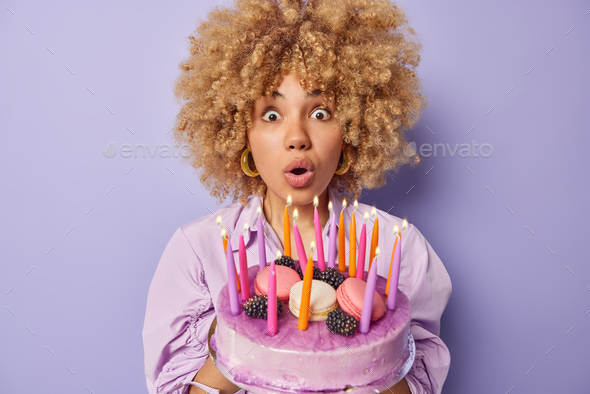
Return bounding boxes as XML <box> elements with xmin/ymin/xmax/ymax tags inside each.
<box><xmin>241</xmin><ymin>148</ymin><xmax>259</xmax><ymax>177</ymax></box>
<box><xmin>335</xmin><ymin>149</ymin><xmax>350</xmax><ymax>175</ymax></box>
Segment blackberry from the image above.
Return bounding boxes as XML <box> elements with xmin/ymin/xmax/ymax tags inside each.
<box><xmin>274</xmin><ymin>255</ymin><xmax>296</xmax><ymax>271</ymax></box>
<box><xmin>326</xmin><ymin>308</ymin><xmax>358</xmax><ymax>336</ymax></box>
<box><xmin>296</xmin><ymin>265</ymin><xmax>322</xmax><ymax>280</ymax></box>
<box><xmin>319</xmin><ymin>267</ymin><xmax>346</xmax><ymax>290</ymax></box>
<box><xmin>242</xmin><ymin>295</ymin><xmax>283</xmax><ymax>320</ymax></box>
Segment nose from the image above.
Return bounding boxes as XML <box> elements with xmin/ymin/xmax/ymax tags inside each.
<box><xmin>284</xmin><ymin>118</ymin><xmax>311</xmax><ymax>151</ymax></box>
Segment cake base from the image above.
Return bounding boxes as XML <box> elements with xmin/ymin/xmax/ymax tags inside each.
<box><xmin>208</xmin><ymin>316</ymin><xmax>415</xmax><ymax>394</ymax></box>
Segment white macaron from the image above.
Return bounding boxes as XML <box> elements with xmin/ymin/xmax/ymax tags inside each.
<box><xmin>289</xmin><ymin>279</ymin><xmax>338</xmax><ymax>322</ymax></box>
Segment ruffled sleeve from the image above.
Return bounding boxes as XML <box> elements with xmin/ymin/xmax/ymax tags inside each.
<box><xmin>401</xmin><ymin>224</ymin><xmax>453</xmax><ymax>394</ymax></box>
<box><xmin>142</xmin><ymin>226</ymin><xmax>216</xmax><ymax>394</ymax></box>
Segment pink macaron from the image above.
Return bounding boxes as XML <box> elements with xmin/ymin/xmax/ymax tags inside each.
<box><xmin>254</xmin><ymin>265</ymin><xmax>301</xmax><ymax>302</ymax></box>
<box><xmin>336</xmin><ymin>277</ymin><xmax>386</xmax><ymax>322</ymax></box>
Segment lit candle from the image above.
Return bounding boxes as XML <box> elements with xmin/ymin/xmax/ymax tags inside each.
<box><xmin>360</xmin><ymin>247</ymin><xmax>380</xmax><ymax>334</ymax></box>
<box><xmin>349</xmin><ymin>200</ymin><xmax>358</xmax><ymax>277</ymax></box>
<box><xmin>221</xmin><ymin>226</ymin><xmax>227</xmax><ymax>253</ymax></box>
<box><xmin>292</xmin><ymin>208</ymin><xmax>307</xmax><ymax>272</ymax></box>
<box><xmin>313</xmin><ymin>196</ymin><xmax>326</xmax><ymax>271</ymax></box>
<box><xmin>356</xmin><ymin>211</ymin><xmax>369</xmax><ymax>280</ymax></box>
<box><xmin>327</xmin><ymin>201</ymin><xmax>337</xmax><ymax>269</ymax></box>
<box><xmin>224</xmin><ymin>229</ymin><xmax>241</xmax><ymax>316</ymax></box>
<box><xmin>298</xmin><ymin>241</ymin><xmax>316</xmax><ymax>330</ymax></box>
<box><xmin>385</xmin><ymin>224</ymin><xmax>399</xmax><ymax>297</ymax></box>
<box><xmin>267</xmin><ymin>252</ymin><xmax>278</xmax><ymax>336</ymax></box>
<box><xmin>239</xmin><ymin>222</ymin><xmax>251</xmax><ymax>302</ymax></box>
<box><xmin>338</xmin><ymin>199</ymin><xmax>347</xmax><ymax>272</ymax></box>
<box><xmin>369</xmin><ymin>207</ymin><xmax>379</xmax><ymax>270</ymax></box>
<box><xmin>284</xmin><ymin>195</ymin><xmax>292</xmax><ymax>257</ymax></box>
<box><xmin>257</xmin><ymin>206</ymin><xmax>266</xmax><ymax>270</ymax></box>
<box><xmin>217</xmin><ymin>215</ymin><xmax>225</xmax><ymax>249</ymax></box>
<box><xmin>387</xmin><ymin>220</ymin><xmax>407</xmax><ymax>310</ymax></box>
<box><xmin>219</xmin><ymin>219</ymin><xmax>240</xmax><ymax>293</ymax></box>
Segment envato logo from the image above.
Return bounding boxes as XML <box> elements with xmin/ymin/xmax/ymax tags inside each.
<box><xmin>103</xmin><ymin>142</ymin><xmax>192</xmax><ymax>159</ymax></box>
<box><xmin>403</xmin><ymin>140</ymin><xmax>493</xmax><ymax>158</ymax></box>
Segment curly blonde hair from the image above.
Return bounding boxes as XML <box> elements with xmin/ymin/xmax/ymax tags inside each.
<box><xmin>173</xmin><ymin>0</ymin><xmax>426</xmax><ymax>206</ymax></box>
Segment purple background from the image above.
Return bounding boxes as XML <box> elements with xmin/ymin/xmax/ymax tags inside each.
<box><xmin>1</xmin><ymin>0</ymin><xmax>589</xmax><ymax>392</ymax></box>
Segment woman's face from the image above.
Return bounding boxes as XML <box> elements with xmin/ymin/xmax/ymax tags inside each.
<box><xmin>247</xmin><ymin>73</ymin><xmax>344</xmax><ymax>205</ymax></box>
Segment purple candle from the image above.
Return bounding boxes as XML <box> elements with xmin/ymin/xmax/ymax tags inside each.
<box><xmin>225</xmin><ymin>238</ymin><xmax>241</xmax><ymax>316</ymax></box>
<box><xmin>257</xmin><ymin>206</ymin><xmax>266</xmax><ymax>270</ymax></box>
<box><xmin>313</xmin><ymin>196</ymin><xmax>326</xmax><ymax>270</ymax></box>
<box><xmin>327</xmin><ymin>201</ymin><xmax>337</xmax><ymax>269</ymax></box>
<box><xmin>359</xmin><ymin>248</ymin><xmax>379</xmax><ymax>334</ymax></box>
<box><xmin>387</xmin><ymin>231</ymin><xmax>403</xmax><ymax>310</ymax></box>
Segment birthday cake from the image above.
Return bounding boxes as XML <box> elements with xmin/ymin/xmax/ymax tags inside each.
<box><xmin>210</xmin><ymin>259</ymin><xmax>413</xmax><ymax>394</ymax></box>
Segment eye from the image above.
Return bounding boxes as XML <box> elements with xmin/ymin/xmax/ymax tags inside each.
<box><xmin>261</xmin><ymin>109</ymin><xmax>282</xmax><ymax>122</ymax></box>
<box><xmin>311</xmin><ymin>108</ymin><xmax>331</xmax><ymax>120</ymax></box>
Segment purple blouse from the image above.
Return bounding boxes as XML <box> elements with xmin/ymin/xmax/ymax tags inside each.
<box><xmin>142</xmin><ymin>187</ymin><xmax>453</xmax><ymax>394</ymax></box>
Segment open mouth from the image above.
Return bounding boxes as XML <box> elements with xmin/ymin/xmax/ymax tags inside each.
<box><xmin>283</xmin><ymin>158</ymin><xmax>315</xmax><ymax>188</ymax></box>
<box><xmin>290</xmin><ymin>168</ymin><xmax>308</xmax><ymax>176</ymax></box>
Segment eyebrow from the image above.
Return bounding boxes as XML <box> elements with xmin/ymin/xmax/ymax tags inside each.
<box><xmin>271</xmin><ymin>89</ymin><xmax>323</xmax><ymax>99</ymax></box>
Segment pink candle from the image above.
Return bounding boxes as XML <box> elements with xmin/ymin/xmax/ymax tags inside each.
<box><xmin>267</xmin><ymin>259</ymin><xmax>278</xmax><ymax>336</ymax></box>
<box><xmin>293</xmin><ymin>209</ymin><xmax>307</xmax><ymax>272</ymax></box>
<box><xmin>387</xmin><ymin>222</ymin><xmax>406</xmax><ymax>310</ymax></box>
<box><xmin>257</xmin><ymin>206</ymin><xmax>266</xmax><ymax>270</ymax></box>
<box><xmin>356</xmin><ymin>212</ymin><xmax>369</xmax><ymax>279</ymax></box>
<box><xmin>238</xmin><ymin>230</ymin><xmax>251</xmax><ymax>302</ymax></box>
<box><xmin>327</xmin><ymin>202</ymin><xmax>337</xmax><ymax>269</ymax></box>
<box><xmin>313</xmin><ymin>196</ymin><xmax>326</xmax><ymax>271</ymax></box>
<box><xmin>359</xmin><ymin>249</ymin><xmax>379</xmax><ymax>334</ymax></box>
<box><xmin>225</xmin><ymin>239</ymin><xmax>241</xmax><ymax>316</ymax></box>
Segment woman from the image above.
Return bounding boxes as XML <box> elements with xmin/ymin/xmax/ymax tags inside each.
<box><xmin>143</xmin><ymin>1</ymin><xmax>452</xmax><ymax>393</ymax></box>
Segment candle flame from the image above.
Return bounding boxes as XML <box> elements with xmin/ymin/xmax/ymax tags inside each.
<box><xmin>244</xmin><ymin>222</ymin><xmax>249</xmax><ymax>232</ymax></box>
<box><xmin>393</xmin><ymin>224</ymin><xmax>399</xmax><ymax>235</ymax></box>
<box><xmin>402</xmin><ymin>219</ymin><xmax>408</xmax><ymax>231</ymax></box>
<box><xmin>310</xmin><ymin>241</ymin><xmax>316</xmax><ymax>253</ymax></box>
<box><xmin>342</xmin><ymin>199</ymin><xmax>347</xmax><ymax>209</ymax></box>
<box><xmin>371</xmin><ymin>207</ymin><xmax>377</xmax><ymax>218</ymax></box>
<box><xmin>313</xmin><ymin>196</ymin><xmax>319</xmax><ymax>208</ymax></box>
<box><xmin>293</xmin><ymin>208</ymin><xmax>299</xmax><ymax>221</ymax></box>
<box><xmin>221</xmin><ymin>228</ymin><xmax>227</xmax><ymax>239</ymax></box>
<box><xmin>364</xmin><ymin>211</ymin><xmax>369</xmax><ymax>222</ymax></box>
<box><xmin>328</xmin><ymin>201</ymin><xmax>333</xmax><ymax>211</ymax></box>
<box><xmin>375</xmin><ymin>246</ymin><xmax>380</xmax><ymax>257</ymax></box>
<box><xmin>216</xmin><ymin>215</ymin><xmax>222</xmax><ymax>226</ymax></box>
<box><xmin>353</xmin><ymin>200</ymin><xmax>358</xmax><ymax>210</ymax></box>
<box><xmin>277</xmin><ymin>250</ymin><xmax>282</xmax><ymax>259</ymax></box>
<box><xmin>257</xmin><ymin>205</ymin><xmax>262</xmax><ymax>215</ymax></box>
<box><xmin>287</xmin><ymin>195</ymin><xmax>292</xmax><ymax>206</ymax></box>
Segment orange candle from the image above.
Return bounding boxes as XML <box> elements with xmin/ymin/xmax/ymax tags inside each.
<box><xmin>385</xmin><ymin>225</ymin><xmax>399</xmax><ymax>297</ymax></box>
<box><xmin>221</xmin><ymin>227</ymin><xmax>241</xmax><ymax>293</ymax></box>
<box><xmin>284</xmin><ymin>195</ymin><xmax>292</xmax><ymax>257</ymax></box>
<box><xmin>298</xmin><ymin>242</ymin><xmax>316</xmax><ymax>330</ymax></box>
<box><xmin>348</xmin><ymin>200</ymin><xmax>358</xmax><ymax>277</ymax></box>
<box><xmin>369</xmin><ymin>207</ymin><xmax>379</xmax><ymax>270</ymax></box>
<box><xmin>221</xmin><ymin>228</ymin><xmax>228</xmax><ymax>254</ymax></box>
<box><xmin>338</xmin><ymin>200</ymin><xmax>347</xmax><ymax>271</ymax></box>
